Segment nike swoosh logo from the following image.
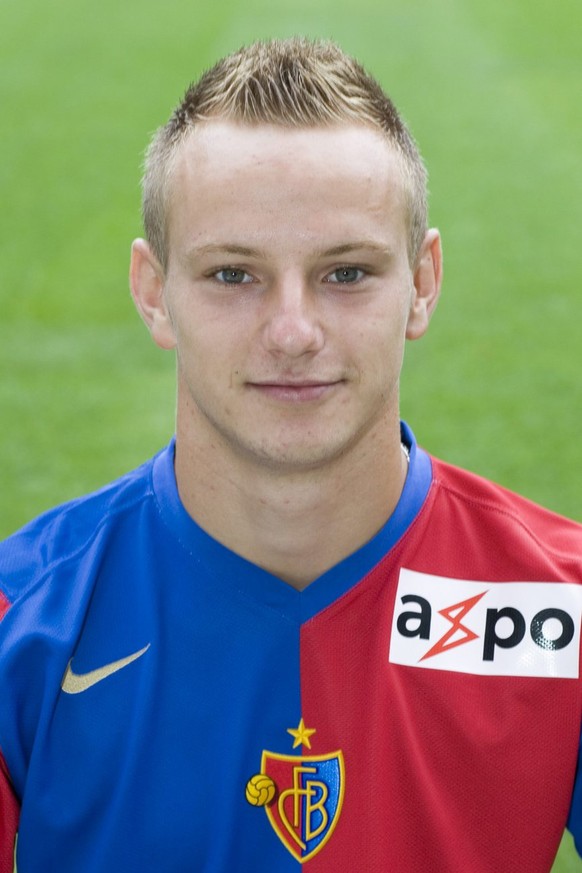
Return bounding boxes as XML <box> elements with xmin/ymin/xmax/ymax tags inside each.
<box><xmin>61</xmin><ymin>644</ymin><xmax>151</xmax><ymax>694</ymax></box>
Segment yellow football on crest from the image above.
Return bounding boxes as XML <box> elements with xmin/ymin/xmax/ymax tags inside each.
<box><xmin>245</xmin><ymin>773</ymin><xmax>276</xmax><ymax>807</ymax></box>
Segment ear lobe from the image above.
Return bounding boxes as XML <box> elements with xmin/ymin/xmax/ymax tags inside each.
<box><xmin>405</xmin><ymin>229</ymin><xmax>443</xmax><ymax>341</ymax></box>
<box><xmin>129</xmin><ymin>239</ymin><xmax>177</xmax><ymax>350</ymax></box>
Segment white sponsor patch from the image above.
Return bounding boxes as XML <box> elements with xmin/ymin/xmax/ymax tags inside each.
<box><xmin>389</xmin><ymin>568</ymin><xmax>582</xmax><ymax>678</ymax></box>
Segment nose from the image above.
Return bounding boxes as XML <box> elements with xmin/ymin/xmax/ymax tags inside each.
<box><xmin>262</xmin><ymin>278</ymin><xmax>325</xmax><ymax>358</ymax></box>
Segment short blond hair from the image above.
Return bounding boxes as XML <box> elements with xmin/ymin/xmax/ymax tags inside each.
<box><xmin>142</xmin><ymin>38</ymin><xmax>428</xmax><ymax>268</ymax></box>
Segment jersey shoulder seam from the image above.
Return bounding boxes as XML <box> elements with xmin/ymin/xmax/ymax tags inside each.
<box><xmin>0</xmin><ymin>473</ymin><xmax>156</xmax><ymax>609</ymax></box>
<box><xmin>431</xmin><ymin>466</ymin><xmax>582</xmax><ymax>565</ymax></box>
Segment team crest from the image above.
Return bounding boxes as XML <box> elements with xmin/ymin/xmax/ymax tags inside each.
<box><xmin>246</xmin><ymin>719</ymin><xmax>345</xmax><ymax>862</ymax></box>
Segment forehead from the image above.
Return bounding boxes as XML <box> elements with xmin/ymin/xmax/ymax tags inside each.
<box><xmin>167</xmin><ymin>121</ymin><xmax>409</xmax><ymax>253</ymax></box>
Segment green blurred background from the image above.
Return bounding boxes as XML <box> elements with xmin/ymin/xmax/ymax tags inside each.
<box><xmin>1</xmin><ymin>0</ymin><xmax>581</xmax><ymax>867</ymax></box>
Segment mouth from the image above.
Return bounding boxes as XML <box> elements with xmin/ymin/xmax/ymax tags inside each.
<box><xmin>246</xmin><ymin>380</ymin><xmax>344</xmax><ymax>403</ymax></box>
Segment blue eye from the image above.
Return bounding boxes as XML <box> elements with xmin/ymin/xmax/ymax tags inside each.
<box><xmin>215</xmin><ymin>269</ymin><xmax>252</xmax><ymax>284</ymax></box>
<box><xmin>326</xmin><ymin>267</ymin><xmax>364</xmax><ymax>284</ymax></box>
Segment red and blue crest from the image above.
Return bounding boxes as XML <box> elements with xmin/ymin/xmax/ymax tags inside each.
<box><xmin>260</xmin><ymin>747</ymin><xmax>344</xmax><ymax>862</ymax></box>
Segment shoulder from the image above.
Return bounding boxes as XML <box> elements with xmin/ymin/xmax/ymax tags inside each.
<box><xmin>0</xmin><ymin>445</ymin><xmax>170</xmax><ymax>608</ymax></box>
<box><xmin>428</xmin><ymin>455</ymin><xmax>582</xmax><ymax>563</ymax></box>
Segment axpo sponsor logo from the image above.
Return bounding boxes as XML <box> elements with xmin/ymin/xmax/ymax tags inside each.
<box><xmin>389</xmin><ymin>569</ymin><xmax>582</xmax><ymax>678</ymax></box>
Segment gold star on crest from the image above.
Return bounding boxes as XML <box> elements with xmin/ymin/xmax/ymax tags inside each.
<box><xmin>287</xmin><ymin>718</ymin><xmax>317</xmax><ymax>750</ymax></box>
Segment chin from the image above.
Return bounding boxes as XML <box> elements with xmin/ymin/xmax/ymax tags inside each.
<box><xmin>240</xmin><ymin>434</ymin><xmax>357</xmax><ymax>473</ymax></box>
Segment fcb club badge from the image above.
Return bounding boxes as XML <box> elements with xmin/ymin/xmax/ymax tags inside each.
<box><xmin>246</xmin><ymin>719</ymin><xmax>345</xmax><ymax>862</ymax></box>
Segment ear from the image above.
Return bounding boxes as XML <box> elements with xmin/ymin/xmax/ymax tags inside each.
<box><xmin>129</xmin><ymin>239</ymin><xmax>177</xmax><ymax>350</ymax></box>
<box><xmin>405</xmin><ymin>229</ymin><xmax>443</xmax><ymax>340</ymax></box>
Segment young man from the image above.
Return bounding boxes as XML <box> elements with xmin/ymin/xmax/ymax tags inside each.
<box><xmin>1</xmin><ymin>38</ymin><xmax>581</xmax><ymax>872</ymax></box>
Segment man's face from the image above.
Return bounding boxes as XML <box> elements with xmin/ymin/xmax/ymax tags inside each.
<box><xmin>133</xmin><ymin>121</ymin><xmax>440</xmax><ymax>473</ymax></box>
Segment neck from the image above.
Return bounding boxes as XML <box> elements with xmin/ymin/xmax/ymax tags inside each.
<box><xmin>174</xmin><ymin>416</ymin><xmax>407</xmax><ymax>590</ymax></box>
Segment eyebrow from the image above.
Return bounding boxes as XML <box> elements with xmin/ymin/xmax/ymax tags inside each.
<box><xmin>317</xmin><ymin>242</ymin><xmax>393</xmax><ymax>257</ymax></box>
<box><xmin>188</xmin><ymin>243</ymin><xmax>264</xmax><ymax>258</ymax></box>
<box><xmin>187</xmin><ymin>241</ymin><xmax>393</xmax><ymax>259</ymax></box>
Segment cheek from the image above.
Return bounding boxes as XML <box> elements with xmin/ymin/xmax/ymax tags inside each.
<box><xmin>363</xmin><ymin>309</ymin><xmax>408</xmax><ymax>358</ymax></box>
<box><xmin>174</xmin><ymin>321</ymin><xmax>246</xmax><ymax>389</ymax></box>
<box><xmin>173</xmin><ymin>325</ymin><xmax>210</xmax><ymax>382</ymax></box>
<box><xmin>358</xmin><ymin>330</ymin><xmax>407</xmax><ymax>397</ymax></box>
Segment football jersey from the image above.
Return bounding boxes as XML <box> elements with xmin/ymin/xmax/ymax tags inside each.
<box><xmin>1</xmin><ymin>423</ymin><xmax>582</xmax><ymax>872</ymax></box>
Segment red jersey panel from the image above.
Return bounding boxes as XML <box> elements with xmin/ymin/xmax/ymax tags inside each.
<box><xmin>301</xmin><ymin>457</ymin><xmax>582</xmax><ymax>871</ymax></box>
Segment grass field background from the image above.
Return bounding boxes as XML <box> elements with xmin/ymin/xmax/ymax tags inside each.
<box><xmin>1</xmin><ymin>0</ymin><xmax>581</xmax><ymax>868</ymax></box>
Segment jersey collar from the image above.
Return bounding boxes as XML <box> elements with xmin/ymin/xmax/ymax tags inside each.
<box><xmin>152</xmin><ymin>421</ymin><xmax>433</xmax><ymax>623</ymax></box>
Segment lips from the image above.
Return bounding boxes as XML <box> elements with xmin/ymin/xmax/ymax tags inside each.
<box><xmin>247</xmin><ymin>380</ymin><xmax>343</xmax><ymax>402</ymax></box>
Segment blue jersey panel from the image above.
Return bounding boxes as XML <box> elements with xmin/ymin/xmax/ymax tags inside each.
<box><xmin>0</xmin><ymin>450</ymin><xmax>303</xmax><ymax>872</ymax></box>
